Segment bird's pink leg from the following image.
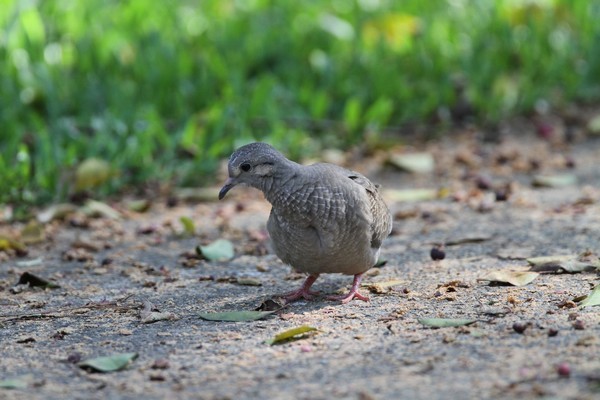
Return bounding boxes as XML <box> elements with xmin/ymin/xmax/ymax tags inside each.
<box><xmin>326</xmin><ymin>273</ymin><xmax>370</xmax><ymax>304</ymax></box>
<box><xmin>280</xmin><ymin>274</ymin><xmax>320</xmax><ymax>302</ymax></box>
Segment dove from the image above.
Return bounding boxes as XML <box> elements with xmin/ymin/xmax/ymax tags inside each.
<box><xmin>219</xmin><ymin>142</ymin><xmax>392</xmax><ymax>303</ymax></box>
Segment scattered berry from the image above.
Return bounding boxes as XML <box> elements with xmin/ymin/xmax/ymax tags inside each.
<box><xmin>430</xmin><ymin>245</ymin><xmax>446</xmax><ymax>261</ymax></box>
<box><xmin>512</xmin><ymin>322</ymin><xmax>528</xmax><ymax>334</ymax></box>
<box><xmin>556</xmin><ymin>362</ymin><xmax>571</xmax><ymax>378</ymax></box>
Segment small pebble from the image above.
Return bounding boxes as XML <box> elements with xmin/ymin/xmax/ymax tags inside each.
<box><xmin>300</xmin><ymin>344</ymin><xmax>312</xmax><ymax>353</ymax></box>
<box><xmin>548</xmin><ymin>328</ymin><xmax>559</xmax><ymax>337</ymax></box>
<box><xmin>151</xmin><ymin>358</ymin><xmax>170</xmax><ymax>369</ymax></box>
<box><xmin>556</xmin><ymin>362</ymin><xmax>571</xmax><ymax>378</ymax></box>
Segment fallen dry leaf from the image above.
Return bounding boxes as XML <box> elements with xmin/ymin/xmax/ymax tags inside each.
<box><xmin>478</xmin><ymin>270</ymin><xmax>539</xmax><ymax>286</ymax></box>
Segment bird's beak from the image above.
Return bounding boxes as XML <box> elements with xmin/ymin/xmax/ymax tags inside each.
<box><xmin>218</xmin><ymin>178</ymin><xmax>236</xmax><ymax>200</ymax></box>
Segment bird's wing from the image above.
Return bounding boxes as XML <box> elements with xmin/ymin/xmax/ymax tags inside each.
<box><xmin>347</xmin><ymin>172</ymin><xmax>392</xmax><ymax>249</ymax></box>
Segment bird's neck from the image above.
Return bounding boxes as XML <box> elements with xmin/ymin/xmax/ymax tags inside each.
<box><xmin>258</xmin><ymin>162</ymin><xmax>302</xmax><ymax>208</ymax></box>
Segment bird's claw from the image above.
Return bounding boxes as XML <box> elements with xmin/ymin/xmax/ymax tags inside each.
<box><xmin>326</xmin><ymin>290</ymin><xmax>370</xmax><ymax>304</ymax></box>
<box><xmin>280</xmin><ymin>288</ymin><xmax>320</xmax><ymax>303</ymax></box>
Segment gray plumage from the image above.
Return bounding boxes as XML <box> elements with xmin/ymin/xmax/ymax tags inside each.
<box><xmin>219</xmin><ymin>142</ymin><xmax>392</xmax><ymax>303</ymax></box>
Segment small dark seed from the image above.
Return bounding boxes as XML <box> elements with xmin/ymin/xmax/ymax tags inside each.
<box><xmin>495</xmin><ymin>190</ymin><xmax>509</xmax><ymax>202</ymax></box>
<box><xmin>548</xmin><ymin>328</ymin><xmax>559</xmax><ymax>337</ymax></box>
<box><xmin>513</xmin><ymin>322</ymin><xmax>528</xmax><ymax>334</ymax></box>
<box><xmin>572</xmin><ymin>320</ymin><xmax>585</xmax><ymax>330</ymax></box>
<box><xmin>565</xmin><ymin>156</ymin><xmax>576</xmax><ymax>169</ymax></box>
<box><xmin>430</xmin><ymin>246</ymin><xmax>446</xmax><ymax>261</ymax></box>
<box><xmin>67</xmin><ymin>353</ymin><xmax>82</xmax><ymax>364</ymax></box>
<box><xmin>166</xmin><ymin>196</ymin><xmax>178</xmax><ymax>208</ymax></box>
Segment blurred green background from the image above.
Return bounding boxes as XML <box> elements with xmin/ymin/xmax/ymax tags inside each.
<box><xmin>1</xmin><ymin>0</ymin><xmax>599</xmax><ymax>204</ymax></box>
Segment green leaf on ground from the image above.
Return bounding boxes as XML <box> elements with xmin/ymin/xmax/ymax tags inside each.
<box><xmin>478</xmin><ymin>270</ymin><xmax>539</xmax><ymax>286</ymax></box>
<box><xmin>588</xmin><ymin>114</ymin><xmax>600</xmax><ymax>135</ymax></box>
<box><xmin>37</xmin><ymin>203</ymin><xmax>78</xmax><ymax>223</ymax></box>
<box><xmin>126</xmin><ymin>199</ymin><xmax>151</xmax><ymax>213</ymax></box>
<box><xmin>267</xmin><ymin>326</ymin><xmax>318</xmax><ymax>345</ymax></box>
<box><xmin>383</xmin><ymin>188</ymin><xmax>439</xmax><ymax>202</ymax></box>
<box><xmin>199</xmin><ymin>310</ymin><xmax>275</xmax><ymax>322</ymax></box>
<box><xmin>78</xmin><ymin>352</ymin><xmax>138</xmax><ymax>373</ymax></box>
<box><xmin>388</xmin><ymin>152</ymin><xmax>434</xmax><ymax>173</ymax></box>
<box><xmin>579</xmin><ymin>285</ymin><xmax>600</xmax><ymax>308</ymax></box>
<box><xmin>75</xmin><ymin>158</ymin><xmax>112</xmax><ymax>191</ymax></box>
<box><xmin>81</xmin><ymin>200</ymin><xmax>121</xmax><ymax>219</ymax></box>
<box><xmin>175</xmin><ymin>187</ymin><xmax>221</xmax><ymax>202</ymax></box>
<box><xmin>179</xmin><ymin>216</ymin><xmax>196</xmax><ymax>235</ymax></box>
<box><xmin>15</xmin><ymin>258</ymin><xmax>43</xmax><ymax>268</ymax></box>
<box><xmin>20</xmin><ymin>220</ymin><xmax>45</xmax><ymax>245</ymax></box>
<box><xmin>373</xmin><ymin>258</ymin><xmax>388</xmax><ymax>268</ymax></box>
<box><xmin>418</xmin><ymin>318</ymin><xmax>476</xmax><ymax>328</ymax></box>
<box><xmin>0</xmin><ymin>378</ymin><xmax>27</xmax><ymax>389</ymax></box>
<box><xmin>196</xmin><ymin>239</ymin><xmax>234</xmax><ymax>261</ymax></box>
<box><xmin>445</xmin><ymin>235</ymin><xmax>493</xmax><ymax>246</ymax></box>
<box><xmin>532</xmin><ymin>174</ymin><xmax>577</xmax><ymax>188</ymax></box>
<box><xmin>0</xmin><ymin>235</ymin><xmax>27</xmax><ymax>255</ymax></box>
<box><xmin>527</xmin><ymin>254</ymin><xmax>600</xmax><ymax>273</ymax></box>
<box><xmin>526</xmin><ymin>255</ymin><xmax>574</xmax><ymax>265</ymax></box>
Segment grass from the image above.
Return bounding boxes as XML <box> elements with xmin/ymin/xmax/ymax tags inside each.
<box><xmin>1</xmin><ymin>0</ymin><xmax>599</xmax><ymax>204</ymax></box>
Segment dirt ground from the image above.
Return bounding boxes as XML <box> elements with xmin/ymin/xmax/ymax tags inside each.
<box><xmin>1</xmin><ymin>130</ymin><xmax>599</xmax><ymax>400</ymax></box>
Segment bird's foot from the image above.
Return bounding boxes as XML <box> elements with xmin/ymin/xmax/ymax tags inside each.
<box><xmin>326</xmin><ymin>290</ymin><xmax>370</xmax><ymax>304</ymax></box>
<box><xmin>278</xmin><ymin>274</ymin><xmax>320</xmax><ymax>303</ymax></box>
<box><xmin>326</xmin><ymin>273</ymin><xmax>369</xmax><ymax>304</ymax></box>
<box><xmin>281</xmin><ymin>287</ymin><xmax>320</xmax><ymax>302</ymax></box>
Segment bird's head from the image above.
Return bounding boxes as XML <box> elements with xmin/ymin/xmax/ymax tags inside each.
<box><xmin>218</xmin><ymin>142</ymin><xmax>288</xmax><ymax>200</ymax></box>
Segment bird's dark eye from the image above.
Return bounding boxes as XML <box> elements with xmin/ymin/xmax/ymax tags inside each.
<box><xmin>240</xmin><ymin>163</ymin><xmax>252</xmax><ymax>172</ymax></box>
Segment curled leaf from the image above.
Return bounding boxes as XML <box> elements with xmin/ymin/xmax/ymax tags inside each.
<box><xmin>418</xmin><ymin>318</ymin><xmax>476</xmax><ymax>328</ymax></box>
<box><xmin>532</xmin><ymin>174</ymin><xmax>577</xmax><ymax>188</ymax></box>
<box><xmin>179</xmin><ymin>216</ymin><xmax>196</xmax><ymax>236</ymax></box>
<box><xmin>75</xmin><ymin>158</ymin><xmax>111</xmax><ymax>191</ymax></box>
<box><xmin>196</xmin><ymin>239</ymin><xmax>234</xmax><ymax>261</ymax></box>
<box><xmin>267</xmin><ymin>326</ymin><xmax>318</xmax><ymax>345</ymax></box>
<box><xmin>78</xmin><ymin>353</ymin><xmax>138</xmax><ymax>373</ymax></box>
<box><xmin>527</xmin><ymin>254</ymin><xmax>600</xmax><ymax>273</ymax></box>
<box><xmin>373</xmin><ymin>258</ymin><xmax>388</xmax><ymax>268</ymax></box>
<box><xmin>579</xmin><ymin>285</ymin><xmax>600</xmax><ymax>308</ymax></box>
<box><xmin>17</xmin><ymin>272</ymin><xmax>60</xmax><ymax>289</ymax></box>
<box><xmin>126</xmin><ymin>199</ymin><xmax>151</xmax><ymax>213</ymax></box>
<box><xmin>198</xmin><ymin>310</ymin><xmax>275</xmax><ymax>322</ymax></box>
<box><xmin>0</xmin><ymin>378</ymin><xmax>27</xmax><ymax>389</ymax></box>
<box><xmin>20</xmin><ymin>220</ymin><xmax>45</xmax><ymax>245</ymax></box>
<box><xmin>0</xmin><ymin>235</ymin><xmax>27</xmax><ymax>255</ymax></box>
<box><xmin>255</xmin><ymin>298</ymin><xmax>286</xmax><ymax>312</ymax></box>
<box><xmin>235</xmin><ymin>277</ymin><xmax>262</xmax><ymax>286</ymax></box>
<box><xmin>37</xmin><ymin>203</ymin><xmax>77</xmax><ymax>223</ymax></box>
<box><xmin>383</xmin><ymin>188</ymin><xmax>439</xmax><ymax>202</ymax></box>
<box><xmin>388</xmin><ymin>152</ymin><xmax>434</xmax><ymax>173</ymax></box>
<box><xmin>445</xmin><ymin>235</ymin><xmax>493</xmax><ymax>246</ymax></box>
<box><xmin>15</xmin><ymin>258</ymin><xmax>43</xmax><ymax>268</ymax></box>
<box><xmin>175</xmin><ymin>187</ymin><xmax>221</xmax><ymax>202</ymax></box>
<box><xmin>478</xmin><ymin>270</ymin><xmax>539</xmax><ymax>286</ymax></box>
<box><xmin>82</xmin><ymin>200</ymin><xmax>121</xmax><ymax>220</ymax></box>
